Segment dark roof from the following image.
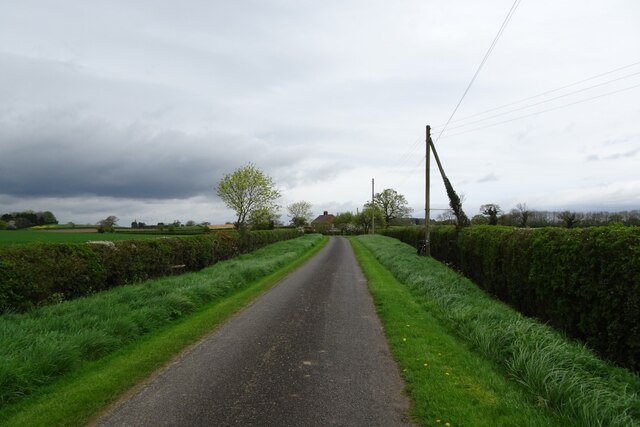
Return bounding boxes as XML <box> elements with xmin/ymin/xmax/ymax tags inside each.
<box><xmin>312</xmin><ymin>211</ymin><xmax>335</xmax><ymax>224</ymax></box>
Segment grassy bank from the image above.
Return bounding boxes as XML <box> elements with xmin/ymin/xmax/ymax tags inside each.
<box><xmin>353</xmin><ymin>235</ymin><xmax>640</xmax><ymax>427</ymax></box>
<box><xmin>0</xmin><ymin>234</ymin><xmax>326</xmax><ymax>426</ymax></box>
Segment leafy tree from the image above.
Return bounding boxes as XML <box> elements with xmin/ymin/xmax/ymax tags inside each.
<box><xmin>249</xmin><ymin>207</ymin><xmax>280</xmax><ymax>230</ymax></box>
<box><xmin>373</xmin><ymin>188</ymin><xmax>411</xmax><ymax>228</ymax></box>
<box><xmin>40</xmin><ymin>211</ymin><xmax>58</xmax><ymax>225</ymax></box>
<box><xmin>0</xmin><ymin>219</ymin><xmax>6</xmax><ymax>230</ymax></box>
<box><xmin>216</xmin><ymin>163</ymin><xmax>281</xmax><ymax>230</ymax></box>
<box><xmin>480</xmin><ymin>204</ymin><xmax>501</xmax><ymax>225</ymax></box>
<box><xmin>333</xmin><ymin>211</ymin><xmax>357</xmax><ymax>233</ymax></box>
<box><xmin>357</xmin><ymin>203</ymin><xmax>385</xmax><ymax>234</ymax></box>
<box><xmin>471</xmin><ymin>214</ymin><xmax>489</xmax><ymax>225</ymax></box>
<box><xmin>14</xmin><ymin>217</ymin><xmax>33</xmax><ymax>229</ymax></box>
<box><xmin>98</xmin><ymin>216</ymin><xmax>118</xmax><ymax>233</ymax></box>
<box><xmin>287</xmin><ymin>201</ymin><xmax>313</xmax><ymax>227</ymax></box>
<box><xmin>558</xmin><ymin>211</ymin><xmax>581</xmax><ymax>229</ymax></box>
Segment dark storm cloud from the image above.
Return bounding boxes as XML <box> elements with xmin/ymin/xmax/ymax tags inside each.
<box><xmin>0</xmin><ymin>111</ymin><xmax>302</xmax><ymax>199</ymax></box>
<box><xmin>2</xmin><ymin>0</ymin><xmax>640</xmax><ymax>222</ymax></box>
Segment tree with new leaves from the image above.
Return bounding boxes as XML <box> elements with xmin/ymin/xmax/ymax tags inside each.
<box><xmin>357</xmin><ymin>203</ymin><xmax>385</xmax><ymax>234</ymax></box>
<box><xmin>249</xmin><ymin>207</ymin><xmax>280</xmax><ymax>230</ymax></box>
<box><xmin>373</xmin><ymin>188</ymin><xmax>411</xmax><ymax>227</ymax></box>
<box><xmin>333</xmin><ymin>212</ymin><xmax>356</xmax><ymax>233</ymax></box>
<box><xmin>480</xmin><ymin>204</ymin><xmax>501</xmax><ymax>225</ymax></box>
<box><xmin>98</xmin><ymin>215</ymin><xmax>118</xmax><ymax>233</ymax></box>
<box><xmin>287</xmin><ymin>200</ymin><xmax>313</xmax><ymax>227</ymax></box>
<box><xmin>216</xmin><ymin>163</ymin><xmax>281</xmax><ymax>230</ymax></box>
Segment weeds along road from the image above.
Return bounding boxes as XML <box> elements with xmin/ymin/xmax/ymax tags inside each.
<box><xmin>95</xmin><ymin>236</ymin><xmax>413</xmax><ymax>427</ymax></box>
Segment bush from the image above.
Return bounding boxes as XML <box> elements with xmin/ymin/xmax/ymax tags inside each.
<box><xmin>357</xmin><ymin>235</ymin><xmax>640</xmax><ymax>426</ymax></box>
<box><xmin>0</xmin><ymin>229</ymin><xmax>301</xmax><ymax>313</ymax></box>
<box><xmin>382</xmin><ymin>225</ymin><xmax>640</xmax><ymax>373</ymax></box>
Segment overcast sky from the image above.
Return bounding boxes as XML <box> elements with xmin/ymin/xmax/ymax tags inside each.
<box><xmin>1</xmin><ymin>1</ymin><xmax>639</xmax><ymax>226</ymax></box>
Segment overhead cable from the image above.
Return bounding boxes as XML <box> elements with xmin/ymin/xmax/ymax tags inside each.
<box><xmin>440</xmin><ymin>82</ymin><xmax>640</xmax><ymax>139</ymax></box>
<box><xmin>432</xmin><ymin>70</ymin><xmax>640</xmax><ymax>133</ymax></box>
<box><xmin>433</xmin><ymin>59</ymin><xmax>640</xmax><ymax>129</ymax></box>
<box><xmin>433</xmin><ymin>0</ymin><xmax>522</xmax><ymax>144</ymax></box>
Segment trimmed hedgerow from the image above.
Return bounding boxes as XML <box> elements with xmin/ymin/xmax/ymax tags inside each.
<box><xmin>357</xmin><ymin>235</ymin><xmax>640</xmax><ymax>426</ymax></box>
<box><xmin>382</xmin><ymin>225</ymin><xmax>640</xmax><ymax>373</ymax></box>
<box><xmin>0</xmin><ymin>229</ymin><xmax>301</xmax><ymax>313</ymax></box>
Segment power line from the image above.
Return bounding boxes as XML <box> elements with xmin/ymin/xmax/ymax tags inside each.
<box><xmin>390</xmin><ymin>0</ymin><xmax>523</xmax><ymax>186</ymax></box>
<box><xmin>434</xmin><ymin>0</ymin><xmax>522</xmax><ymax>144</ymax></box>
<box><xmin>432</xmin><ymin>70</ymin><xmax>640</xmax><ymax>133</ymax></box>
<box><xmin>432</xmin><ymin>59</ymin><xmax>640</xmax><ymax>129</ymax></box>
<box><xmin>391</xmin><ymin>135</ymin><xmax>423</xmax><ymax>170</ymax></box>
<box><xmin>440</xmin><ymin>82</ymin><xmax>640</xmax><ymax>139</ymax></box>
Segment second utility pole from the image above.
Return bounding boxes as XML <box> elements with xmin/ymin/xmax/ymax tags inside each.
<box><xmin>371</xmin><ymin>178</ymin><xmax>375</xmax><ymax>234</ymax></box>
<box><xmin>424</xmin><ymin>125</ymin><xmax>431</xmax><ymax>256</ymax></box>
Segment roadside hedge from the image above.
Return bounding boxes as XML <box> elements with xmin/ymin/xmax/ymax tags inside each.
<box><xmin>382</xmin><ymin>225</ymin><xmax>640</xmax><ymax>372</ymax></box>
<box><xmin>0</xmin><ymin>229</ymin><xmax>301</xmax><ymax>313</ymax></box>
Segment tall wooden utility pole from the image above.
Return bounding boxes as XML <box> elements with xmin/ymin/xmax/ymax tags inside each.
<box><xmin>371</xmin><ymin>178</ymin><xmax>375</xmax><ymax>234</ymax></box>
<box><xmin>424</xmin><ymin>125</ymin><xmax>431</xmax><ymax>256</ymax></box>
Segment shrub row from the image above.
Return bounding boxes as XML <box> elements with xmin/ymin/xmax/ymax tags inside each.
<box><xmin>0</xmin><ymin>229</ymin><xmax>301</xmax><ymax>314</ymax></box>
<box><xmin>357</xmin><ymin>235</ymin><xmax>640</xmax><ymax>426</ymax></box>
<box><xmin>382</xmin><ymin>225</ymin><xmax>640</xmax><ymax>373</ymax></box>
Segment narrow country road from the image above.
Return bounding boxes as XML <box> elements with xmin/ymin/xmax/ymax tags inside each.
<box><xmin>95</xmin><ymin>236</ymin><xmax>413</xmax><ymax>427</ymax></box>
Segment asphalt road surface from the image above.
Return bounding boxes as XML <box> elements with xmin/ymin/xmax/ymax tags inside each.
<box><xmin>95</xmin><ymin>236</ymin><xmax>413</xmax><ymax>426</ymax></box>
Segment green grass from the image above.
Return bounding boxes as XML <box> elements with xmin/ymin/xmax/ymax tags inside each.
<box><xmin>0</xmin><ymin>234</ymin><xmax>327</xmax><ymax>426</ymax></box>
<box><xmin>352</xmin><ymin>235</ymin><xmax>640</xmax><ymax>427</ymax></box>
<box><xmin>0</xmin><ymin>229</ymin><xmax>161</xmax><ymax>246</ymax></box>
<box><xmin>350</xmin><ymin>237</ymin><xmax>564</xmax><ymax>426</ymax></box>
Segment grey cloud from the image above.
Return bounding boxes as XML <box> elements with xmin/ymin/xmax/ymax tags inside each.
<box><xmin>586</xmin><ymin>148</ymin><xmax>639</xmax><ymax>162</ymax></box>
<box><xmin>0</xmin><ymin>111</ymin><xmax>306</xmax><ymax>200</ymax></box>
<box><xmin>477</xmin><ymin>173</ymin><xmax>499</xmax><ymax>183</ymax></box>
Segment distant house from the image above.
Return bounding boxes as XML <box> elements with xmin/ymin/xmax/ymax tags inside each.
<box><xmin>311</xmin><ymin>211</ymin><xmax>335</xmax><ymax>231</ymax></box>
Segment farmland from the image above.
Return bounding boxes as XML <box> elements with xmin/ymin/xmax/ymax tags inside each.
<box><xmin>0</xmin><ymin>229</ymin><xmax>161</xmax><ymax>246</ymax></box>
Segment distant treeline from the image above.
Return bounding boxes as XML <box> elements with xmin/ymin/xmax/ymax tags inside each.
<box><xmin>0</xmin><ymin>211</ymin><xmax>58</xmax><ymax>229</ymax></box>
<box><xmin>435</xmin><ymin>208</ymin><xmax>640</xmax><ymax>228</ymax></box>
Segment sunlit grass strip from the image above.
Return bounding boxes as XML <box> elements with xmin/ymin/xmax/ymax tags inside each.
<box><xmin>0</xmin><ymin>234</ymin><xmax>327</xmax><ymax>427</ymax></box>
<box><xmin>350</xmin><ymin>237</ymin><xmax>564</xmax><ymax>427</ymax></box>
<box><xmin>355</xmin><ymin>235</ymin><xmax>640</xmax><ymax>427</ymax></box>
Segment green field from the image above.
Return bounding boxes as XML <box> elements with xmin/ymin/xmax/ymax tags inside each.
<box><xmin>0</xmin><ymin>230</ymin><xmax>163</xmax><ymax>246</ymax></box>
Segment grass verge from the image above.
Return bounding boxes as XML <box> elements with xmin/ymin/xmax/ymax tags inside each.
<box><xmin>351</xmin><ymin>237</ymin><xmax>564</xmax><ymax>426</ymax></box>
<box><xmin>0</xmin><ymin>234</ymin><xmax>327</xmax><ymax>427</ymax></box>
<box><xmin>351</xmin><ymin>235</ymin><xmax>640</xmax><ymax>427</ymax></box>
